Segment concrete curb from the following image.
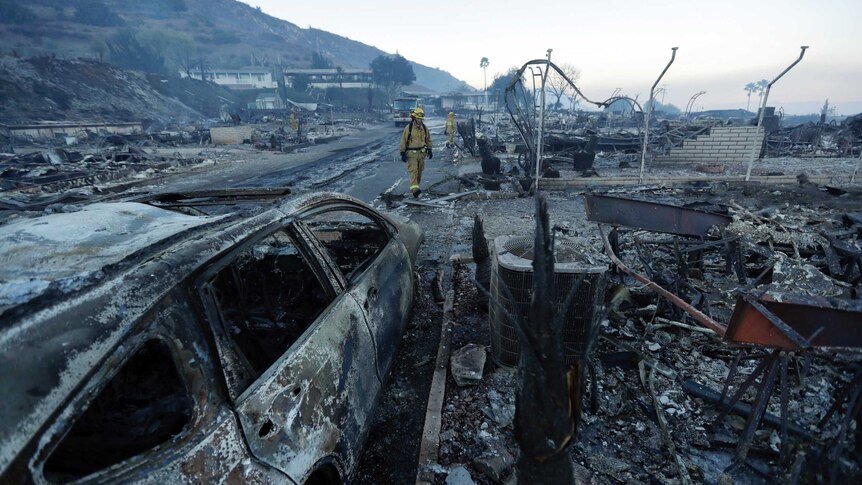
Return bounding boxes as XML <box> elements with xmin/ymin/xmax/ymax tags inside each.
<box><xmin>415</xmin><ymin>260</ymin><xmax>457</xmax><ymax>484</ymax></box>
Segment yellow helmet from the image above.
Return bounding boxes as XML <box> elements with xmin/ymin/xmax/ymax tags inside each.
<box><xmin>448</xmin><ymin>112</ymin><xmax>454</xmax><ymax>117</ymax></box>
<box><xmin>411</xmin><ymin>107</ymin><xmax>425</xmax><ymax>119</ymax></box>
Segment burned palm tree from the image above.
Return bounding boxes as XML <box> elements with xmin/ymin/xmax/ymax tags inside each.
<box><xmin>511</xmin><ymin>194</ymin><xmax>581</xmax><ymax>483</ymax></box>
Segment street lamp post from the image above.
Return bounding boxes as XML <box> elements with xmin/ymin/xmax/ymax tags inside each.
<box><xmin>685</xmin><ymin>91</ymin><xmax>706</xmax><ymax>119</ymax></box>
<box><xmin>640</xmin><ymin>47</ymin><xmax>679</xmax><ymax>184</ymax></box>
<box><xmin>744</xmin><ymin>46</ymin><xmax>809</xmax><ymax>181</ymax></box>
<box><xmin>535</xmin><ymin>49</ymin><xmax>553</xmax><ymax>188</ymax></box>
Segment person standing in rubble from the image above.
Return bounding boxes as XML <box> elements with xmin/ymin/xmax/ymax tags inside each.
<box><xmin>399</xmin><ymin>107</ymin><xmax>432</xmax><ymax>198</ymax></box>
<box><xmin>444</xmin><ymin>112</ymin><xmax>457</xmax><ymax>148</ymax></box>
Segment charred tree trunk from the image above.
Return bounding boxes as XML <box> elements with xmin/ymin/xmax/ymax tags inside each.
<box><xmin>512</xmin><ymin>194</ymin><xmax>581</xmax><ymax>484</ymax></box>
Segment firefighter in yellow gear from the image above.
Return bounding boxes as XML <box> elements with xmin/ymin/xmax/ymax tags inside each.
<box><xmin>444</xmin><ymin>112</ymin><xmax>456</xmax><ymax>148</ymax></box>
<box><xmin>399</xmin><ymin>107</ymin><xmax>432</xmax><ymax>198</ymax></box>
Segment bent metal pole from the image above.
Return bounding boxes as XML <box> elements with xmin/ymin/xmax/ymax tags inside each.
<box><xmin>535</xmin><ymin>49</ymin><xmax>552</xmax><ymax>189</ymax></box>
<box><xmin>745</xmin><ymin>46</ymin><xmax>809</xmax><ymax>182</ymax></box>
<box><xmin>640</xmin><ymin>47</ymin><xmax>678</xmax><ymax>184</ymax></box>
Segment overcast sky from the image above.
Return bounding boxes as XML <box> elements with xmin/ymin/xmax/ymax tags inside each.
<box><xmin>241</xmin><ymin>0</ymin><xmax>861</xmax><ymax>115</ymax></box>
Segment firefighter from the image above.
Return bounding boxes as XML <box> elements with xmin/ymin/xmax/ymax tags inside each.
<box><xmin>399</xmin><ymin>107</ymin><xmax>432</xmax><ymax>198</ymax></box>
<box><xmin>444</xmin><ymin>112</ymin><xmax>456</xmax><ymax>148</ymax></box>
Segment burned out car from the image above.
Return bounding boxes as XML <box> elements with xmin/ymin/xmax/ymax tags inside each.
<box><xmin>0</xmin><ymin>192</ymin><xmax>422</xmax><ymax>484</ymax></box>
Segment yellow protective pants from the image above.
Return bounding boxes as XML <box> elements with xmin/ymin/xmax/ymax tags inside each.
<box><xmin>406</xmin><ymin>151</ymin><xmax>426</xmax><ymax>191</ymax></box>
<box><xmin>448</xmin><ymin>131</ymin><xmax>455</xmax><ymax>146</ymax></box>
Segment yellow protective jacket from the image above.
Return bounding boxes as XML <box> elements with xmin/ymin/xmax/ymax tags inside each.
<box><xmin>399</xmin><ymin>121</ymin><xmax>432</xmax><ymax>153</ymax></box>
<box><xmin>445</xmin><ymin>116</ymin><xmax>456</xmax><ymax>135</ymax></box>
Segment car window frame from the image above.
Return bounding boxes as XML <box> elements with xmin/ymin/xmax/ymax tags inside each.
<box><xmin>195</xmin><ymin>219</ymin><xmax>347</xmax><ymax>403</ymax></box>
<box><xmin>294</xmin><ymin>203</ymin><xmax>397</xmax><ymax>285</ymax></box>
<box><xmin>31</xmin><ymin>330</ymin><xmax>198</xmax><ymax>484</ymax></box>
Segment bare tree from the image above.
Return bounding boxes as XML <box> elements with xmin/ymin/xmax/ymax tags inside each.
<box><xmin>179</xmin><ymin>46</ymin><xmax>199</xmax><ymax>78</ymax></box>
<box><xmin>546</xmin><ymin>62</ymin><xmax>580</xmax><ymax>110</ymax></box>
<box><xmin>89</xmin><ymin>38</ymin><xmax>106</xmax><ymax>63</ymax></box>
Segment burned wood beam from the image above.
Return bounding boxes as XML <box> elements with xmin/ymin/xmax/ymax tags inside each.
<box><xmin>585</xmin><ymin>193</ymin><xmax>732</xmax><ymax>238</ymax></box>
<box><xmin>598</xmin><ymin>224</ymin><xmax>728</xmax><ymax>336</ymax></box>
<box><xmin>682</xmin><ymin>380</ymin><xmax>813</xmax><ymax>439</ymax></box>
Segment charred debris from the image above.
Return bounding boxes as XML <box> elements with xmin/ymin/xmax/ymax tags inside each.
<box><xmin>420</xmin><ymin>180</ymin><xmax>862</xmax><ymax>484</ymax></box>
<box><xmin>408</xmin><ymin>59</ymin><xmax>861</xmax><ymax>484</ymax></box>
<box><xmin>1</xmin><ymin>53</ymin><xmax>861</xmax><ymax>485</ymax></box>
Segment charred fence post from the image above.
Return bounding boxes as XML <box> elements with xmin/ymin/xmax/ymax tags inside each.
<box><xmin>512</xmin><ymin>194</ymin><xmax>579</xmax><ymax>484</ymax></box>
<box><xmin>473</xmin><ymin>214</ymin><xmax>491</xmax><ymax>309</ymax></box>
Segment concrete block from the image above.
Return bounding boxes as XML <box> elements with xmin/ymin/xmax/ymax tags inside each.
<box><xmin>210</xmin><ymin>125</ymin><xmax>256</xmax><ymax>145</ymax></box>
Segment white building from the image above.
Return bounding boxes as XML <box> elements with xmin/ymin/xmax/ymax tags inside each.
<box><xmin>283</xmin><ymin>69</ymin><xmax>373</xmax><ymax>90</ymax></box>
<box><xmin>182</xmin><ymin>69</ymin><xmax>277</xmax><ymax>90</ymax></box>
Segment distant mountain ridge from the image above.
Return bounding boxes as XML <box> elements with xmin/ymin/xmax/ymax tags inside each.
<box><xmin>0</xmin><ymin>0</ymin><xmax>472</xmax><ymax>93</ymax></box>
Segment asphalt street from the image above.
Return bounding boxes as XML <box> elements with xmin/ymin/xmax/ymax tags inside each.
<box><xmin>149</xmin><ymin>119</ymin><xmax>457</xmax><ymax>205</ymax></box>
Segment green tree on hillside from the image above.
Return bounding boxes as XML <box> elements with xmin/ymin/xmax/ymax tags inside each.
<box><xmin>488</xmin><ymin>67</ymin><xmax>521</xmax><ymax>107</ymax></box>
<box><xmin>370</xmin><ymin>54</ymin><xmax>415</xmax><ymax>104</ymax></box>
<box><xmin>291</xmin><ymin>74</ymin><xmax>310</xmax><ymax>92</ymax></box>
<box><xmin>106</xmin><ymin>29</ymin><xmax>166</xmax><ymax>74</ymax></box>
<box><xmin>311</xmin><ymin>52</ymin><xmax>332</xmax><ymax>69</ymax></box>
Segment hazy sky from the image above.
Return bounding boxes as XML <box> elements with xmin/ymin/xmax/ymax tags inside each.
<box><xmin>241</xmin><ymin>0</ymin><xmax>861</xmax><ymax>115</ymax></box>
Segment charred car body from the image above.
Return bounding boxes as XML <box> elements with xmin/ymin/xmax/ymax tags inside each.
<box><xmin>0</xmin><ymin>192</ymin><xmax>422</xmax><ymax>484</ymax></box>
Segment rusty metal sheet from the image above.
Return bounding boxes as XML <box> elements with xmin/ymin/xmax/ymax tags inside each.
<box><xmin>584</xmin><ymin>194</ymin><xmax>732</xmax><ymax>237</ymax></box>
<box><xmin>725</xmin><ymin>292</ymin><xmax>862</xmax><ymax>350</ymax></box>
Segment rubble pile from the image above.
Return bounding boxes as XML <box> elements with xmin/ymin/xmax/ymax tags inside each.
<box><xmin>766</xmin><ymin>115</ymin><xmax>862</xmax><ymax>157</ymax></box>
<box><xmin>415</xmin><ymin>183</ymin><xmax>861</xmax><ymax>484</ymax></box>
<box><xmin>0</xmin><ymin>146</ymin><xmax>214</xmax><ymax>215</ymax></box>
<box><xmin>456</xmin><ymin>111</ymin><xmax>861</xmax><ymax>185</ymax></box>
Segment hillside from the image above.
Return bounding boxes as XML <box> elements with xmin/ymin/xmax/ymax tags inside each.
<box><xmin>0</xmin><ymin>55</ymin><xmax>247</xmax><ymax>124</ymax></box>
<box><xmin>0</xmin><ymin>0</ymin><xmax>472</xmax><ymax>93</ymax></box>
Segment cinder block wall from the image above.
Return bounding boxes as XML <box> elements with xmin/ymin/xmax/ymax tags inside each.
<box><xmin>210</xmin><ymin>125</ymin><xmax>256</xmax><ymax>145</ymax></box>
<box><xmin>655</xmin><ymin>126</ymin><xmax>764</xmax><ymax>163</ymax></box>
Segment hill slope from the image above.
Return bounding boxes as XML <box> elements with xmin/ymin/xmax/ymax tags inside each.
<box><xmin>0</xmin><ymin>55</ymin><xmax>247</xmax><ymax>124</ymax></box>
<box><xmin>0</xmin><ymin>0</ymin><xmax>471</xmax><ymax>93</ymax></box>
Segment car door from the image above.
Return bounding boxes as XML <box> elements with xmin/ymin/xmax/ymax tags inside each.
<box><xmin>294</xmin><ymin>205</ymin><xmax>413</xmax><ymax>381</ymax></box>
<box><xmin>23</xmin><ymin>290</ymin><xmax>286</xmax><ymax>484</ymax></box>
<box><xmin>198</xmin><ymin>224</ymin><xmax>379</xmax><ymax>483</ymax></box>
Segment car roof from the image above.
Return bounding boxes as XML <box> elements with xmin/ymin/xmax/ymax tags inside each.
<box><xmin>0</xmin><ymin>202</ymin><xmax>228</xmax><ymax>316</ymax></box>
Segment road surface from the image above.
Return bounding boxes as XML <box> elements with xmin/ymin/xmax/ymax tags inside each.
<box><xmin>149</xmin><ymin>120</ymin><xmax>457</xmax><ymax>204</ymax></box>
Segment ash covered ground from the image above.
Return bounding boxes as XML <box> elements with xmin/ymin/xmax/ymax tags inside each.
<box><xmin>368</xmin><ymin>182</ymin><xmax>862</xmax><ymax>485</ymax></box>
